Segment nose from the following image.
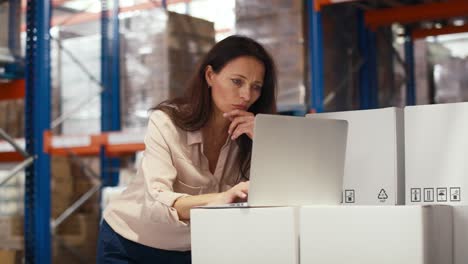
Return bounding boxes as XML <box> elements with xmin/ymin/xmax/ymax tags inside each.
<box><xmin>240</xmin><ymin>86</ymin><xmax>251</xmax><ymax>102</ymax></box>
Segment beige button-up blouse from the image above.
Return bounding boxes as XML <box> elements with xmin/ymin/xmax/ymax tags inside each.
<box><xmin>103</xmin><ymin>110</ymin><xmax>243</xmax><ymax>251</ymax></box>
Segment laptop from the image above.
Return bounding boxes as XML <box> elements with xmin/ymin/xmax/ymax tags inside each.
<box><xmin>204</xmin><ymin>114</ymin><xmax>348</xmax><ymax>208</ymax></box>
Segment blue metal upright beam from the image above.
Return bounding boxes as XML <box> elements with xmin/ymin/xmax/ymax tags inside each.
<box><xmin>100</xmin><ymin>0</ymin><xmax>120</xmax><ymax>187</ymax></box>
<box><xmin>24</xmin><ymin>0</ymin><xmax>52</xmax><ymax>263</ymax></box>
<box><xmin>357</xmin><ymin>10</ymin><xmax>379</xmax><ymax>109</ymax></box>
<box><xmin>404</xmin><ymin>27</ymin><xmax>416</xmax><ymax>106</ymax></box>
<box><xmin>307</xmin><ymin>0</ymin><xmax>325</xmax><ymax>113</ymax></box>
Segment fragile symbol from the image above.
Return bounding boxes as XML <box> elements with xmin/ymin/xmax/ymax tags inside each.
<box><xmin>424</xmin><ymin>188</ymin><xmax>434</xmax><ymax>202</ymax></box>
<box><xmin>450</xmin><ymin>187</ymin><xmax>461</xmax><ymax>202</ymax></box>
<box><xmin>345</xmin><ymin>189</ymin><xmax>355</xmax><ymax>203</ymax></box>
<box><xmin>411</xmin><ymin>188</ymin><xmax>421</xmax><ymax>202</ymax></box>
<box><xmin>378</xmin><ymin>189</ymin><xmax>388</xmax><ymax>201</ymax></box>
<box><xmin>437</xmin><ymin>188</ymin><xmax>447</xmax><ymax>202</ymax></box>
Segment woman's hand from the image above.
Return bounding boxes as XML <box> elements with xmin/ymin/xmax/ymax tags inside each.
<box><xmin>208</xmin><ymin>181</ymin><xmax>249</xmax><ymax>205</ymax></box>
<box><xmin>223</xmin><ymin>110</ymin><xmax>255</xmax><ymax>140</ymax></box>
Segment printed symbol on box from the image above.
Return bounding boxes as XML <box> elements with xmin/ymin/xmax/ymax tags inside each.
<box><xmin>450</xmin><ymin>187</ymin><xmax>461</xmax><ymax>202</ymax></box>
<box><xmin>411</xmin><ymin>188</ymin><xmax>421</xmax><ymax>202</ymax></box>
<box><xmin>437</xmin><ymin>188</ymin><xmax>447</xmax><ymax>202</ymax></box>
<box><xmin>378</xmin><ymin>189</ymin><xmax>388</xmax><ymax>202</ymax></box>
<box><xmin>344</xmin><ymin>190</ymin><xmax>355</xmax><ymax>203</ymax></box>
<box><xmin>424</xmin><ymin>188</ymin><xmax>434</xmax><ymax>202</ymax></box>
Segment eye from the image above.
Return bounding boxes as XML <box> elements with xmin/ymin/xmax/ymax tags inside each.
<box><xmin>231</xmin><ymin>78</ymin><xmax>243</xmax><ymax>87</ymax></box>
<box><xmin>252</xmin><ymin>84</ymin><xmax>262</xmax><ymax>91</ymax></box>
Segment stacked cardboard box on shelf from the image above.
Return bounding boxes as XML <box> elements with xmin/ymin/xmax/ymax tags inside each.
<box><xmin>51</xmin><ymin>156</ymin><xmax>100</xmax><ymax>263</ymax></box>
<box><xmin>235</xmin><ymin>0</ymin><xmax>306</xmax><ymax>109</ymax></box>
<box><xmin>0</xmin><ymin>2</ymin><xmax>8</xmax><ymax>46</ymax></box>
<box><xmin>0</xmin><ymin>99</ymin><xmax>24</xmax><ymax>138</ymax></box>
<box><xmin>54</xmin><ymin>33</ymin><xmax>101</xmax><ymax>135</ymax></box>
<box><xmin>120</xmin><ymin>10</ymin><xmax>215</xmax><ymax>129</ymax></box>
<box><xmin>70</xmin><ymin>157</ymin><xmax>100</xmax><ymax>215</ymax></box>
<box><xmin>434</xmin><ymin>57</ymin><xmax>468</xmax><ymax>103</ymax></box>
<box><xmin>54</xmin><ymin>9</ymin><xmax>215</xmax><ymax>132</ymax></box>
<box><xmin>0</xmin><ymin>170</ymin><xmax>24</xmax><ymax>217</ymax></box>
<box><xmin>0</xmin><ymin>214</ymin><xmax>23</xmax><ymax>250</ymax></box>
<box><xmin>0</xmin><ymin>1</ymin><xmax>13</xmax><ymax>63</ymax></box>
<box><xmin>0</xmin><ymin>249</ymin><xmax>22</xmax><ymax>264</ymax></box>
<box><xmin>53</xmin><ymin>213</ymin><xmax>100</xmax><ymax>264</ymax></box>
<box><xmin>51</xmin><ymin>156</ymin><xmax>74</xmax><ymax>219</ymax></box>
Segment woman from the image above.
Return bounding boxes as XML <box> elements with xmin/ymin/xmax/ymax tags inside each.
<box><xmin>97</xmin><ymin>35</ymin><xmax>277</xmax><ymax>263</ymax></box>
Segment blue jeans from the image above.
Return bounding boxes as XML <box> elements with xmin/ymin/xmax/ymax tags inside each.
<box><xmin>97</xmin><ymin>220</ymin><xmax>191</xmax><ymax>264</ymax></box>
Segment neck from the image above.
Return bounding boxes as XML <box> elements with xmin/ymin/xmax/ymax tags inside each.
<box><xmin>203</xmin><ymin>107</ymin><xmax>229</xmax><ymax>143</ymax></box>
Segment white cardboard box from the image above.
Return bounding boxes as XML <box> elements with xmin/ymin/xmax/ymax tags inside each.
<box><xmin>307</xmin><ymin>107</ymin><xmax>404</xmax><ymax>205</ymax></box>
<box><xmin>300</xmin><ymin>205</ymin><xmax>453</xmax><ymax>264</ymax></box>
<box><xmin>191</xmin><ymin>207</ymin><xmax>298</xmax><ymax>264</ymax></box>
<box><xmin>405</xmin><ymin>102</ymin><xmax>468</xmax><ymax>205</ymax></box>
<box><xmin>405</xmin><ymin>103</ymin><xmax>468</xmax><ymax>264</ymax></box>
<box><xmin>454</xmin><ymin>206</ymin><xmax>468</xmax><ymax>264</ymax></box>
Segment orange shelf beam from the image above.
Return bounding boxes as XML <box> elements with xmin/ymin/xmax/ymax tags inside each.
<box><xmin>0</xmin><ymin>152</ymin><xmax>24</xmax><ymax>162</ymax></box>
<box><xmin>0</xmin><ymin>138</ymin><xmax>25</xmax><ymax>162</ymax></box>
<box><xmin>314</xmin><ymin>0</ymin><xmax>357</xmax><ymax>11</ymax></box>
<box><xmin>0</xmin><ymin>79</ymin><xmax>25</xmax><ymax>101</ymax></box>
<box><xmin>105</xmin><ymin>143</ymin><xmax>145</xmax><ymax>157</ymax></box>
<box><xmin>365</xmin><ymin>0</ymin><xmax>468</xmax><ymax>29</ymax></box>
<box><xmin>412</xmin><ymin>24</ymin><xmax>468</xmax><ymax>39</ymax></box>
<box><xmin>43</xmin><ymin>131</ymin><xmax>106</xmax><ymax>156</ymax></box>
<box><xmin>42</xmin><ymin>131</ymin><xmax>145</xmax><ymax>157</ymax></box>
<box><xmin>104</xmin><ymin>130</ymin><xmax>145</xmax><ymax>156</ymax></box>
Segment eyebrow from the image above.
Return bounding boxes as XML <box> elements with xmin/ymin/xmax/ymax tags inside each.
<box><xmin>232</xmin><ymin>74</ymin><xmax>263</xmax><ymax>85</ymax></box>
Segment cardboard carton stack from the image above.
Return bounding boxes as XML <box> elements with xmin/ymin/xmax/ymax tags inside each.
<box><xmin>120</xmin><ymin>10</ymin><xmax>215</xmax><ymax>129</ymax></box>
<box><xmin>307</xmin><ymin>107</ymin><xmax>405</xmax><ymax>205</ymax></box>
<box><xmin>0</xmin><ymin>2</ymin><xmax>8</xmax><ymax>50</ymax></box>
<box><xmin>0</xmin><ymin>214</ymin><xmax>23</xmax><ymax>250</ymax></box>
<box><xmin>0</xmin><ymin>100</ymin><xmax>24</xmax><ymax>138</ymax></box>
<box><xmin>235</xmin><ymin>0</ymin><xmax>305</xmax><ymax>109</ymax></box>
<box><xmin>51</xmin><ymin>156</ymin><xmax>100</xmax><ymax>263</ymax></box>
<box><xmin>405</xmin><ymin>102</ymin><xmax>468</xmax><ymax>264</ymax></box>
<box><xmin>0</xmin><ymin>171</ymin><xmax>24</xmax><ymax>217</ymax></box>
<box><xmin>54</xmin><ymin>9</ymin><xmax>215</xmax><ymax>131</ymax></box>
<box><xmin>0</xmin><ymin>1</ymin><xmax>13</xmax><ymax>63</ymax></box>
<box><xmin>57</xmin><ymin>33</ymin><xmax>101</xmax><ymax>135</ymax></box>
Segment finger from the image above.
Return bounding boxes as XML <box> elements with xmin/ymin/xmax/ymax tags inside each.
<box><xmin>232</xmin><ymin>181</ymin><xmax>249</xmax><ymax>191</ymax></box>
<box><xmin>228</xmin><ymin>116</ymin><xmax>253</xmax><ymax>134</ymax></box>
<box><xmin>224</xmin><ymin>110</ymin><xmax>254</xmax><ymax>119</ymax></box>
<box><xmin>235</xmin><ymin>190</ymin><xmax>247</xmax><ymax>199</ymax></box>
<box><xmin>231</xmin><ymin>125</ymin><xmax>248</xmax><ymax>140</ymax></box>
<box><xmin>239</xmin><ymin>181</ymin><xmax>249</xmax><ymax>193</ymax></box>
<box><xmin>231</xmin><ymin>123</ymin><xmax>254</xmax><ymax>140</ymax></box>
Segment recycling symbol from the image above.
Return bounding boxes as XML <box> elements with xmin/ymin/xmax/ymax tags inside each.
<box><xmin>378</xmin><ymin>189</ymin><xmax>388</xmax><ymax>200</ymax></box>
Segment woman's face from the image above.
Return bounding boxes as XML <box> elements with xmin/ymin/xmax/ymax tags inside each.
<box><xmin>205</xmin><ymin>56</ymin><xmax>265</xmax><ymax>114</ymax></box>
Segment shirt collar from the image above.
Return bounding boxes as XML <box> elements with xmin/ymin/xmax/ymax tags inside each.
<box><xmin>186</xmin><ymin>129</ymin><xmax>238</xmax><ymax>148</ymax></box>
<box><xmin>187</xmin><ymin>130</ymin><xmax>203</xmax><ymax>146</ymax></box>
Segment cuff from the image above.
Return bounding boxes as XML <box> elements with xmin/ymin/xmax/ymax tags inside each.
<box><xmin>157</xmin><ymin>190</ymin><xmax>190</xmax><ymax>207</ymax></box>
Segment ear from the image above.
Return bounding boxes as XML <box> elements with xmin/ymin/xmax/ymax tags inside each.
<box><xmin>205</xmin><ymin>65</ymin><xmax>215</xmax><ymax>87</ymax></box>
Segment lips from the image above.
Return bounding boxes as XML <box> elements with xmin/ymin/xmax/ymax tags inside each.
<box><xmin>232</xmin><ymin>104</ymin><xmax>247</xmax><ymax>110</ymax></box>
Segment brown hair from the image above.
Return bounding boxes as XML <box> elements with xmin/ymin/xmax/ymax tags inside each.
<box><xmin>153</xmin><ymin>35</ymin><xmax>277</xmax><ymax>181</ymax></box>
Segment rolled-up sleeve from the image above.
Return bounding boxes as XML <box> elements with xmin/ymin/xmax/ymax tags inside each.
<box><xmin>141</xmin><ymin>112</ymin><xmax>190</xmax><ymax>226</ymax></box>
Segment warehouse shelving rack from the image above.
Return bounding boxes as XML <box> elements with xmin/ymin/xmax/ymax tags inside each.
<box><xmin>311</xmin><ymin>0</ymin><xmax>468</xmax><ymax>110</ymax></box>
<box><xmin>0</xmin><ymin>0</ymin><xmax>131</xmax><ymax>263</ymax></box>
<box><xmin>1</xmin><ymin>0</ymin><xmax>468</xmax><ymax>263</ymax></box>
